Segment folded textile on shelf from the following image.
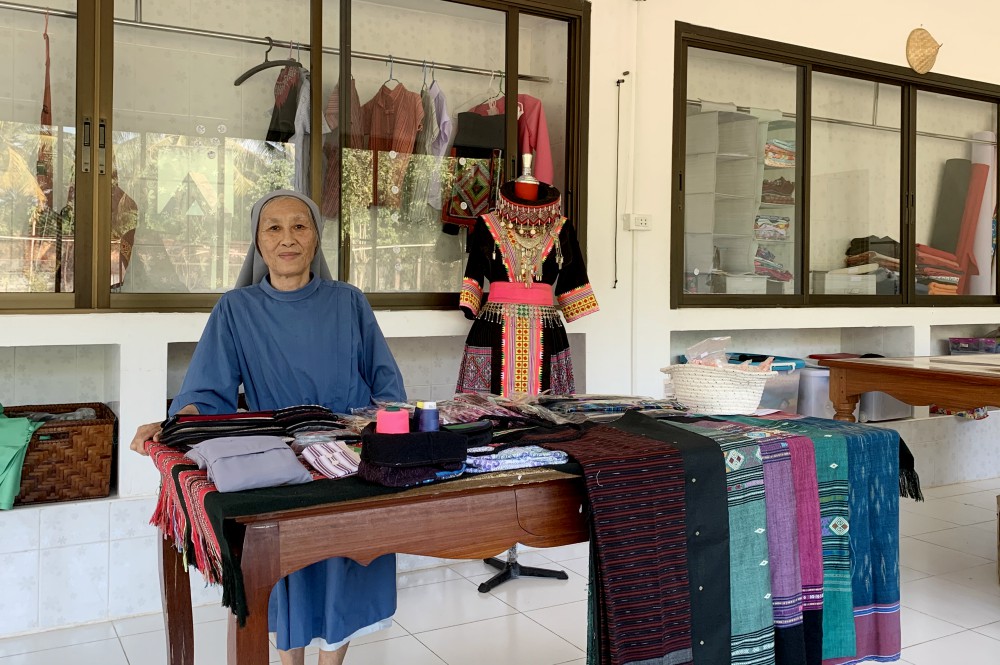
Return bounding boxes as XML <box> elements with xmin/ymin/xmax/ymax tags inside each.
<box><xmin>754</xmin><ymin>245</ymin><xmax>793</xmax><ymax>281</ymax></box>
<box><xmin>928</xmin><ymin>282</ymin><xmax>959</xmax><ymax>295</ymax></box>
<box><xmin>754</xmin><ymin>215</ymin><xmax>790</xmax><ymax>240</ymax></box>
<box><xmin>845</xmin><ymin>251</ymin><xmax>899</xmax><ymax>271</ymax></box>
<box><xmin>846</xmin><ymin>235</ymin><xmax>900</xmax><ymax>259</ymax></box>
<box><xmin>762</xmin><ymin>176</ymin><xmax>795</xmax><ymax>196</ymax></box>
<box><xmin>764</xmin><ymin>141</ymin><xmax>796</xmax><ymax>168</ymax></box>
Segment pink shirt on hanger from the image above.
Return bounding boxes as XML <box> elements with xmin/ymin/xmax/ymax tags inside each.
<box><xmin>470</xmin><ymin>94</ymin><xmax>553</xmax><ymax>185</ymax></box>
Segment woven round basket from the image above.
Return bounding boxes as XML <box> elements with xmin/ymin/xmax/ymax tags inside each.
<box><xmin>662</xmin><ymin>364</ymin><xmax>777</xmax><ymax>415</ymax></box>
<box><xmin>906</xmin><ymin>28</ymin><xmax>940</xmax><ymax>75</ymax></box>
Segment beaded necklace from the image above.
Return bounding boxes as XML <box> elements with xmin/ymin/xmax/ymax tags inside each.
<box><xmin>486</xmin><ymin>192</ymin><xmax>565</xmax><ymax>286</ymax></box>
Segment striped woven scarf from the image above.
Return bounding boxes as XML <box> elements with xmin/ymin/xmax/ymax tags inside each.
<box><xmin>795</xmin><ymin>418</ymin><xmax>902</xmax><ymax>665</ymax></box>
<box><xmin>668</xmin><ymin>419</ymin><xmax>776</xmax><ymax>665</ymax></box>
<box><xmin>728</xmin><ymin>416</ymin><xmax>854</xmax><ymax>659</ymax></box>
<box><xmin>544</xmin><ymin>425</ymin><xmax>693</xmax><ymax>665</ymax></box>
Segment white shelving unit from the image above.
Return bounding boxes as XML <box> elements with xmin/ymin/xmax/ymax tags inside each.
<box><xmin>684</xmin><ymin>110</ymin><xmax>799</xmax><ymax>294</ymax></box>
<box><xmin>684</xmin><ymin>109</ymin><xmax>760</xmax><ymax>292</ymax></box>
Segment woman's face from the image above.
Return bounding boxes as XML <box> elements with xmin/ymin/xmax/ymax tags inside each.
<box><xmin>256</xmin><ymin>197</ymin><xmax>318</xmax><ymax>283</ymax></box>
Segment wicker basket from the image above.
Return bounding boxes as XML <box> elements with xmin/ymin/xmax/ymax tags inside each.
<box><xmin>662</xmin><ymin>364</ymin><xmax>777</xmax><ymax>415</ymax></box>
<box><xmin>4</xmin><ymin>402</ymin><xmax>117</xmax><ymax>506</ymax></box>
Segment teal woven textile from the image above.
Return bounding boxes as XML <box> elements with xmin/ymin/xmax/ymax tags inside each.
<box><xmin>669</xmin><ymin>419</ymin><xmax>775</xmax><ymax>665</ymax></box>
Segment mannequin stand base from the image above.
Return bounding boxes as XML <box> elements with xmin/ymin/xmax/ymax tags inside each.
<box><xmin>476</xmin><ymin>546</ymin><xmax>569</xmax><ymax>593</ymax></box>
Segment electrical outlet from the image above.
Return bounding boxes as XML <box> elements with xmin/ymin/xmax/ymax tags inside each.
<box><xmin>624</xmin><ymin>213</ymin><xmax>652</xmax><ymax>231</ymax></box>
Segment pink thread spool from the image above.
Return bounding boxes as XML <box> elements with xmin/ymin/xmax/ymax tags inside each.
<box><xmin>375</xmin><ymin>407</ymin><xmax>409</xmax><ymax>434</ymax></box>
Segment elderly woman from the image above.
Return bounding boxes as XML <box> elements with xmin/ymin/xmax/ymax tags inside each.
<box><xmin>130</xmin><ymin>189</ymin><xmax>405</xmax><ymax>665</ymax></box>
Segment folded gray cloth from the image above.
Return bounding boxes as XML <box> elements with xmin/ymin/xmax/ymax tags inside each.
<box><xmin>185</xmin><ymin>435</ymin><xmax>312</xmax><ymax>493</ymax></box>
<box><xmin>24</xmin><ymin>407</ymin><xmax>97</xmax><ymax>423</ymax></box>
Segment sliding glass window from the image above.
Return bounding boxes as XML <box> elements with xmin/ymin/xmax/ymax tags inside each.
<box><xmin>674</xmin><ymin>22</ymin><xmax>1000</xmax><ymax>307</ymax></box>
<box><xmin>809</xmin><ymin>74</ymin><xmax>902</xmax><ymax>298</ymax></box>
<box><xmin>682</xmin><ymin>48</ymin><xmax>799</xmax><ymax>297</ymax></box>
<box><xmin>0</xmin><ymin>3</ymin><xmax>76</xmax><ymax>294</ymax></box>
<box><xmin>110</xmin><ymin>0</ymin><xmax>312</xmax><ymax>294</ymax></box>
<box><xmin>914</xmin><ymin>91</ymin><xmax>997</xmax><ymax>298</ymax></box>
<box><xmin>343</xmin><ymin>0</ymin><xmax>506</xmax><ymax>295</ymax></box>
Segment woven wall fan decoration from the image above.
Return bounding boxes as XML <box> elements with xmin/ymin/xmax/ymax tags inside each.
<box><xmin>906</xmin><ymin>28</ymin><xmax>941</xmax><ymax>74</ymax></box>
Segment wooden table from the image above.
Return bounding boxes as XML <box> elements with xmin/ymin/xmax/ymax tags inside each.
<box><xmin>158</xmin><ymin>469</ymin><xmax>588</xmax><ymax>665</ymax></box>
<box><xmin>819</xmin><ymin>355</ymin><xmax>1000</xmax><ymax>421</ymax></box>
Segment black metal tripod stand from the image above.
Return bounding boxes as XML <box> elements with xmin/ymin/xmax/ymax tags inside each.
<box><xmin>476</xmin><ymin>545</ymin><xmax>569</xmax><ymax>593</ymax></box>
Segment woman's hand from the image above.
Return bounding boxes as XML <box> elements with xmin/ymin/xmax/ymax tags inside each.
<box><xmin>130</xmin><ymin>404</ymin><xmax>198</xmax><ymax>455</ymax></box>
<box><xmin>129</xmin><ymin>422</ymin><xmax>162</xmax><ymax>456</ymax></box>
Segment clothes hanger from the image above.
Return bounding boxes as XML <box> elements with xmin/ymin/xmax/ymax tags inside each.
<box><xmin>233</xmin><ymin>36</ymin><xmax>302</xmax><ymax>86</ymax></box>
<box><xmin>382</xmin><ymin>55</ymin><xmax>401</xmax><ymax>89</ymax></box>
<box><xmin>480</xmin><ymin>72</ymin><xmax>505</xmax><ymax>107</ymax></box>
<box><xmin>421</xmin><ymin>60</ymin><xmax>428</xmax><ymax>92</ymax></box>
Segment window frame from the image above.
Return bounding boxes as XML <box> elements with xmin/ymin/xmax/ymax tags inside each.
<box><xmin>0</xmin><ymin>0</ymin><xmax>590</xmax><ymax>313</ymax></box>
<box><xmin>672</xmin><ymin>22</ymin><xmax>1000</xmax><ymax>308</ymax></box>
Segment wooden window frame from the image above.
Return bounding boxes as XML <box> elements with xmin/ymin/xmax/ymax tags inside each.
<box><xmin>0</xmin><ymin>0</ymin><xmax>590</xmax><ymax>313</ymax></box>
<box><xmin>672</xmin><ymin>22</ymin><xmax>1000</xmax><ymax>308</ymax></box>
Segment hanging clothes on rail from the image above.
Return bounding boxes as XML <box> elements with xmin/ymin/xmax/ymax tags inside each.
<box><xmin>470</xmin><ymin>94</ymin><xmax>553</xmax><ymax>185</ymax></box>
<box><xmin>456</xmin><ymin>182</ymin><xmax>597</xmax><ymax>397</ymax></box>
<box><xmin>266</xmin><ymin>65</ymin><xmax>303</xmax><ymax>143</ymax></box>
<box><xmin>361</xmin><ymin>83</ymin><xmax>424</xmax><ymax>209</ymax></box>
<box><xmin>399</xmin><ymin>81</ymin><xmax>442</xmax><ymax>224</ymax></box>
<box><xmin>427</xmin><ymin>81</ymin><xmax>453</xmax><ymax>211</ymax></box>
<box><xmin>441</xmin><ymin>112</ymin><xmax>505</xmax><ymax>232</ymax></box>
<box><xmin>320</xmin><ymin>79</ymin><xmax>363</xmax><ymax>219</ymax></box>
<box><xmin>290</xmin><ymin>71</ymin><xmax>330</xmax><ymax>195</ymax></box>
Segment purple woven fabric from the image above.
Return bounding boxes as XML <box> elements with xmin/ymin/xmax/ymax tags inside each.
<box><xmin>761</xmin><ymin>438</ymin><xmax>806</xmax><ymax>664</ymax></box>
<box><xmin>789</xmin><ymin>437</ymin><xmax>824</xmax><ymax>610</ymax></box>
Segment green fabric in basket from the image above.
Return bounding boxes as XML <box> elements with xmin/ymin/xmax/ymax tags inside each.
<box><xmin>0</xmin><ymin>416</ymin><xmax>44</xmax><ymax>510</ymax></box>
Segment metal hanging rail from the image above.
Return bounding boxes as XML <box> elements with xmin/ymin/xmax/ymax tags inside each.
<box><xmin>0</xmin><ymin>0</ymin><xmax>550</xmax><ymax>83</ymax></box>
<box><xmin>687</xmin><ymin>98</ymin><xmax>997</xmax><ymax>146</ymax></box>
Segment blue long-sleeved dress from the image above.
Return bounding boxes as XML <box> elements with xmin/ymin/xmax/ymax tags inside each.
<box><xmin>170</xmin><ymin>275</ymin><xmax>406</xmax><ymax>651</ymax></box>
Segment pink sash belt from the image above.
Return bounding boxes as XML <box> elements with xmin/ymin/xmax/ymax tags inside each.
<box><xmin>487</xmin><ymin>281</ymin><xmax>553</xmax><ymax>306</ymax></box>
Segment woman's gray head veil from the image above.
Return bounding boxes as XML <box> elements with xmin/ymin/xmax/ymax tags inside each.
<box><xmin>234</xmin><ymin>190</ymin><xmax>334</xmax><ymax>288</ymax></box>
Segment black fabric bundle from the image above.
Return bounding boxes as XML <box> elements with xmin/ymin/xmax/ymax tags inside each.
<box><xmin>357</xmin><ymin>430</ymin><xmax>468</xmax><ymax>487</ymax></box>
<box><xmin>158</xmin><ymin>405</ymin><xmax>343</xmax><ymax>448</ymax></box>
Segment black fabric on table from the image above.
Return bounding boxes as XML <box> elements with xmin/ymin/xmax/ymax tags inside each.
<box><xmin>608</xmin><ymin>411</ymin><xmax>730</xmax><ymax>665</ymax></box>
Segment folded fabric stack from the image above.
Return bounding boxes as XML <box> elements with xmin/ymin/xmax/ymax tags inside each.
<box><xmin>764</xmin><ymin>139</ymin><xmax>795</xmax><ymax>168</ymax></box>
<box><xmin>761</xmin><ymin>176</ymin><xmax>795</xmax><ymax>204</ymax></box>
<box><xmin>915</xmin><ymin>243</ymin><xmax>962</xmax><ymax>295</ymax></box>
<box><xmin>845</xmin><ymin>250</ymin><xmax>899</xmax><ymax>271</ymax></box>
<box><xmin>754</xmin><ymin>245</ymin><xmax>792</xmax><ymax>281</ymax></box>
<box><xmin>158</xmin><ymin>405</ymin><xmax>347</xmax><ymax>448</ymax></box>
<box><xmin>843</xmin><ymin>236</ymin><xmax>901</xmax><ymax>295</ymax></box>
<box><xmin>301</xmin><ymin>441</ymin><xmax>362</xmax><ymax>479</ymax></box>
<box><xmin>753</xmin><ymin>215</ymin><xmax>790</xmax><ymax>240</ymax></box>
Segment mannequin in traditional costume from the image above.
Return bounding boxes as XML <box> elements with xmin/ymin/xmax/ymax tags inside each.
<box><xmin>456</xmin><ymin>179</ymin><xmax>598</xmax><ymax>397</ymax></box>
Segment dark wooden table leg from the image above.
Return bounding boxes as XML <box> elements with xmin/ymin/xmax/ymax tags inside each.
<box><xmin>159</xmin><ymin>535</ymin><xmax>194</xmax><ymax>665</ymax></box>
<box><xmin>228</xmin><ymin>523</ymin><xmax>281</xmax><ymax>665</ymax></box>
<box><xmin>828</xmin><ymin>367</ymin><xmax>860</xmax><ymax>422</ymax></box>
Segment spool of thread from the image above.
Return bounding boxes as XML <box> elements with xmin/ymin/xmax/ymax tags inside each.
<box><xmin>418</xmin><ymin>401</ymin><xmax>440</xmax><ymax>432</ymax></box>
<box><xmin>411</xmin><ymin>401</ymin><xmax>424</xmax><ymax>431</ymax></box>
<box><xmin>376</xmin><ymin>407</ymin><xmax>409</xmax><ymax>434</ymax></box>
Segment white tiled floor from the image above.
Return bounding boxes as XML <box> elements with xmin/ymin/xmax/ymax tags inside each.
<box><xmin>3</xmin><ymin>483</ymin><xmax>1000</xmax><ymax>665</ymax></box>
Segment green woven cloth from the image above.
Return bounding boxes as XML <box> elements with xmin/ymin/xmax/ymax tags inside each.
<box><xmin>0</xmin><ymin>415</ymin><xmax>43</xmax><ymax>510</ymax></box>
